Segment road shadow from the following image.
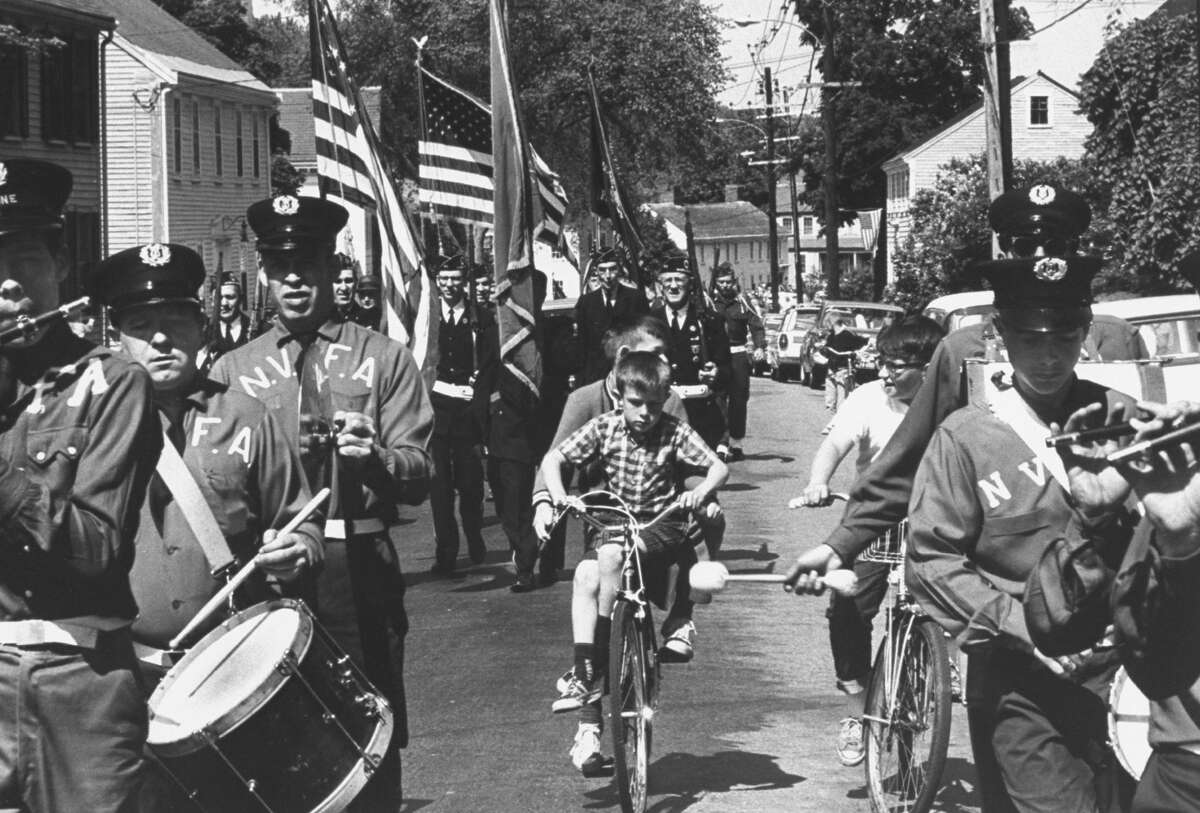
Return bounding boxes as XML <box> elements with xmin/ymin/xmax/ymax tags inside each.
<box><xmin>740</xmin><ymin>452</ymin><xmax>796</xmax><ymax>463</ymax></box>
<box><xmin>398</xmin><ymin>799</ymin><xmax>433</xmax><ymax>813</ymax></box>
<box><xmin>716</xmin><ymin>545</ymin><xmax>777</xmax><ymax>563</ymax></box>
<box><xmin>722</xmin><ymin>482</ymin><xmax>760</xmax><ymax>493</ymax></box>
<box><xmin>583</xmin><ymin>750</ymin><xmax>805</xmax><ymax>811</ymax></box>
<box><xmin>845</xmin><ymin>756</ymin><xmax>978</xmax><ymax>811</ymax></box>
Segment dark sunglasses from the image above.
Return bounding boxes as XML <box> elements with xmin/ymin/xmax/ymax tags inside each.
<box><xmin>1008</xmin><ymin>236</ymin><xmax>1071</xmax><ymax>259</ymax></box>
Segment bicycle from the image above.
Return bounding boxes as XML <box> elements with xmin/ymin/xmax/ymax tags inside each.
<box><xmin>857</xmin><ymin>515</ymin><xmax>952</xmax><ymax>813</ymax></box>
<box><xmin>552</xmin><ymin>491</ymin><xmax>681</xmax><ymax>813</ymax></box>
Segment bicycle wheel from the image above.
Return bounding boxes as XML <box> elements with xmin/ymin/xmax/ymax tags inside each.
<box><xmin>863</xmin><ymin>616</ymin><xmax>952</xmax><ymax>813</ymax></box>
<box><xmin>609</xmin><ymin>599</ymin><xmax>652</xmax><ymax>813</ymax></box>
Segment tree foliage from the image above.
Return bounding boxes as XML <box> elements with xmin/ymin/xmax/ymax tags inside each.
<box><xmin>888</xmin><ymin>155</ymin><xmax>1113</xmax><ymax>312</ymax></box>
<box><xmin>1077</xmin><ymin>9</ymin><xmax>1200</xmax><ymax>294</ymax></box>
<box><xmin>787</xmin><ymin>0</ymin><xmax>1032</xmax><ymax>218</ymax></box>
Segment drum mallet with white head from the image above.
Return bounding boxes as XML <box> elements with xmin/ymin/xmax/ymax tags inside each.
<box><xmin>690</xmin><ymin>561</ymin><xmax>859</xmax><ymax>596</ymax></box>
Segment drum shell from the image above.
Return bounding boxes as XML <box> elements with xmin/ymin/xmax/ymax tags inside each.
<box><xmin>149</xmin><ymin>600</ymin><xmax>392</xmax><ymax>813</ymax></box>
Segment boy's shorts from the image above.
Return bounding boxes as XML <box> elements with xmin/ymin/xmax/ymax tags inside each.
<box><xmin>585</xmin><ymin>517</ymin><xmax>693</xmax><ymax>610</ymax></box>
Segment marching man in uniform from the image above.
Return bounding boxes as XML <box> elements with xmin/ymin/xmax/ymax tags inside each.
<box><xmin>90</xmin><ymin>242</ymin><xmax>322</xmax><ymax>809</ymax></box>
<box><xmin>211</xmin><ymin>194</ymin><xmax>434</xmax><ymax>809</ymax></box>
<box><xmin>0</xmin><ymin>158</ymin><xmax>162</xmax><ymax>812</ymax></box>
<box><xmin>711</xmin><ymin>262</ymin><xmax>765</xmax><ymax>460</ymax></box>
<box><xmin>652</xmin><ymin>257</ymin><xmax>730</xmax><ymax>452</ymax></box>
<box><xmin>429</xmin><ymin>255</ymin><xmax>497</xmax><ymax>576</ymax></box>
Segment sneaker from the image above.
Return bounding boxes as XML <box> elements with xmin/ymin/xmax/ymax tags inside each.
<box><xmin>836</xmin><ymin>717</ymin><xmax>865</xmax><ymax>767</ymax></box>
<box><xmin>729</xmin><ymin>446</ymin><xmax>745</xmax><ymax>461</ymax></box>
<box><xmin>716</xmin><ymin>443</ymin><xmax>730</xmax><ymax>462</ymax></box>
<box><xmin>661</xmin><ymin>619</ymin><xmax>696</xmax><ymax>661</ymax></box>
<box><xmin>569</xmin><ymin>723</ymin><xmax>613</xmax><ymax>777</ymax></box>
<box><xmin>552</xmin><ymin>673</ymin><xmax>601</xmax><ymax>713</ymax></box>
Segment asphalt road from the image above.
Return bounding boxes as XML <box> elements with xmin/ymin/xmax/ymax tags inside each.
<box><xmin>394</xmin><ymin>375</ymin><xmax>981</xmax><ymax>813</ymax></box>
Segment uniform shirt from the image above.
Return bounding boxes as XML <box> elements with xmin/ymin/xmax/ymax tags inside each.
<box><xmin>210</xmin><ymin>318</ymin><xmax>433</xmax><ymax>520</ymax></box>
<box><xmin>827</xmin><ymin>316</ymin><xmax>1147</xmax><ymax>562</ymax></box>
<box><xmin>129</xmin><ymin>379</ymin><xmax>321</xmax><ymax>648</ymax></box>
<box><xmin>825</xmin><ymin>379</ymin><xmax>909</xmax><ymax>475</ymax></box>
<box><xmin>0</xmin><ymin>324</ymin><xmax>160</xmax><ymax>626</ymax></box>
<box><xmin>905</xmin><ymin>377</ymin><xmax>1125</xmax><ymax>652</ymax></box>
<box><xmin>651</xmin><ymin>304</ymin><xmax>732</xmax><ymax>391</ymax></box>
<box><xmin>712</xmin><ymin>291</ymin><xmax>766</xmax><ymax>349</ymax></box>
<box><xmin>555</xmin><ymin>411</ymin><xmax>719</xmax><ymax>522</ymax></box>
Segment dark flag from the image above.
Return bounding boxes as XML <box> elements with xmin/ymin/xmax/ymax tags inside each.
<box><xmin>309</xmin><ymin>0</ymin><xmax>433</xmax><ymax>367</ymax></box>
<box><xmin>490</xmin><ymin>0</ymin><xmax>541</xmax><ymax>398</ymax></box>
<box><xmin>587</xmin><ymin>69</ymin><xmax>644</xmax><ymax>287</ymax></box>
<box><xmin>683</xmin><ymin>208</ymin><xmax>715</xmax><ymax>311</ymax></box>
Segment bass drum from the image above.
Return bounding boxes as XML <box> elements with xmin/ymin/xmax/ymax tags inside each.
<box><xmin>1108</xmin><ymin>666</ymin><xmax>1152</xmax><ymax>781</ymax></box>
<box><xmin>147</xmin><ymin>598</ymin><xmax>393</xmax><ymax>813</ymax></box>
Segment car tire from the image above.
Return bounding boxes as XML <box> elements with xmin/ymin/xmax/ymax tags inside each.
<box><xmin>810</xmin><ymin>366</ymin><xmax>826</xmax><ymax>390</ymax></box>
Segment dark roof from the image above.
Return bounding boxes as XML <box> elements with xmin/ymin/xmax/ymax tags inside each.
<box><xmin>276</xmin><ymin>87</ymin><xmax>383</xmax><ymax>165</ymax></box>
<box><xmin>774</xmin><ymin>183</ymin><xmax>814</xmax><ymax>216</ymax></box>
<box><xmin>4</xmin><ymin>0</ymin><xmax>115</xmax><ymax>28</ymax></box>
<box><xmin>94</xmin><ymin>0</ymin><xmax>257</xmax><ymax>76</ymax></box>
<box><xmin>650</xmin><ymin>201</ymin><xmax>772</xmax><ymax>240</ymax></box>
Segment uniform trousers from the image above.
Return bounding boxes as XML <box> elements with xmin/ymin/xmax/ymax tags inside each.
<box><xmin>968</xmin><ymin>648</ymin><xmax>1130</xmax><ymax>813</ymax></box>
<box><xmin>488</xmin><ymin>457</ymin><xmax>538</xmax><ymax>578</ymax></box>
<box><xmin>0</xmin><ymin>633</ymin><xmax>146</xmax><ymax>813</ymax></box>
<box><xmin>826</xmin><ymin>559</ymin><xmax>890</xmax><ymax>694</ymax></box>
<box><xmin>681</xmin><ymin>396</ymin><xmax>726</xmax><ymax>451</ymax></box>
<box><xmin>1132</xmin><ymin>750</ymin><xmax>1200</xmax><ymax>812</ymax></box>
<box><xmin>314</xmin><ymin>534</ymin><xmax>408</xmax><ymax>810</ymax></box>
<box><xmin>727</xmin><ymin>353</ymin><xmax>752</xmax><ymax>441</ymax></box>
<box><xmin>430</xmin><ymin>430</ymin><xmax>485</xmax><ymax>566</ymax></box>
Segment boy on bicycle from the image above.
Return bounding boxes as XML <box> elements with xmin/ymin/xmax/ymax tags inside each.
<box><xmin>540</xmin><ymin>350</ymin><xmax>728</xmax><ymax>773</ymax></box>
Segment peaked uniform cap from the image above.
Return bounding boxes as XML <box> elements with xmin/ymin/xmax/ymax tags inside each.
<box><xmin>89</xmin><ymin>243</ymin><xmax>205</xmax><ymax>313</ymax></box>
<box><xmin>247</xmin><ymin>195</ymin><xmax>348</xmax><ymax>250</ymax></box>
<box><xmin>977</xmin><ymin>255</ymin><xmax>1101</xmax><ymax>332</ymax></box>
<box><xmin>988</xmin><ymin>183</ymin><xmax>1090</xmax><ymax>240</ymax></box>
<box><xmin>0</xmin><ymin>159</ymin><xmax>72</xmax><ymax>235</ymax></box>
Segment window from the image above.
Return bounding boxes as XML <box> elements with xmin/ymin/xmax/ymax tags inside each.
<box><xmin>734</xmin><ymin>242</ymin><xmax>739</xmax><ymax>262</ymax></box>
<box><xmin>192</xmin><ymin>101</ymin><xmax>201</xmax><ymax>174</ymax></box>
<box><xmin>40</xmin><ymin>35</ymin><xmax>97</xmax><ymax>143</ymax></box>
<box><xmin>887</xmin><ymin>169</ymin><xmax>910</xmax><ymax>201</ymax></box>
<box><xmin>214</xmin><ymin>106</ymin><xmax>223</xmax><ymax>176</ymax></box>
<box><xmin>0</xmin><ymin>45</ymin><xmax>28</xmax><ymax>138</ymax></box>
<box><xmin>172</xmin><ymin>98</ymin><xmax>182</xmax><ymax>173</ymax></box>
<box><xmin>802</xmin><ymin>217</ymin><xmax>814</xmax><ymax>236</ymax></box>
<box><xmin>252</xmin><ymin>115</ymin><xmax>261</xmax><ymax>178</ymax></box>
<box><xmin>781</xmin><ymin>216</ymin><xmax>792</xmax><ymax>232</ymax></box>
<box><xmin>62</xmin><ymin>211</ymin><xmax>100</xmax><ymax>301</ymax></box>
<box><xmin>235</xmin><ymin>110</ymin><xmax>244</xmax><ymax>177</ymax></box>
<box><xmin>1030</xmin><ymin>95</ymin><xmax>1049</xmax><ymax>127</ymax></box>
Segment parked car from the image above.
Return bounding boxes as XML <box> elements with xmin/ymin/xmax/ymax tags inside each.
<box><xmin>1092</xmin><ymin>294</ymin><xmax>1200</xmax><ymax>359</ymax></box>
<box><xmin>755</xmin><ymin>311</ymin><xmax>786</xmax><ymax>376</ymax></box>
<box><xmin>922</xmin><ymin>290</ymin><xmax>995</xmax><ymax>333</ymax></box>
<box><xmin>769</xmin><ymin>305</ymin><xmax>819</xmax><ymax>381</ymax></box>
<box><xmin>797</xmin><ymin>300</ymin><xmax>905</xmax><ymax>388</ymax></box>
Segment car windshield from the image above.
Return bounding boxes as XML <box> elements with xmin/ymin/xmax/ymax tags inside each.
<box><xmin>820</xmin><ymin>305</ymin><xmax>899</xmax><ymax>332</ymax></box>
<box><xmin>1133</xmin><ymin>315</ymin><xmax>1200</xmax><ymax>357</ymax></box>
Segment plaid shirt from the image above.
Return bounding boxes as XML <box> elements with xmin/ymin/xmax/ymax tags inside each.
<box><xmin>555</xmin><ymin>411</ymin><xmax>719</xmax><ymax>520</ymax></box>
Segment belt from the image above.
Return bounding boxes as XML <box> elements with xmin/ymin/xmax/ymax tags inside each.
<box><xmin>433</xmin><ymin>380</ymin><xmax>474</xmax><ymax>400</ymax></box>
<box><xmin>132</xmin><ymin>641</ymin><xmax>182</xmax><ymax>669</ymax></box>
<box><xmin>671</xmin><ymin>384</ymin><xmax>712</xmax><ymax>400</ymax></box>
<box><xmin>0</xmin><ymin>619</ymin><xmax>101</xmax><ymax>649</ymax></box>
<box><xmin>325</xmin><ymin>517</ymin><xmax>386</xmax><ymax>539</ymax></box>
<box><xmin>730</xmin><ymin>346</ymin><xmax>747</xmax><ymax>354</ymax></box>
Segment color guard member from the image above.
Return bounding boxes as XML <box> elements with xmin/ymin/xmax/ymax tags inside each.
<box><xmin>710</xmin><ymin>262</ymin><xmax>765</xmax><ymax>460</ymax></box>
<box><xmin>0</xmin><ymin>158</ymin><xmax>161</xmax><ymax>812</ymax></box>
<box><xmin>574</xmin><ymin>248</ymin><xmax>647</xmax><ymax>385</ymax></box>
<box><xmin>211</xmin><ymin>194</ymin><xmax>433</xmax><ymax>809</ymax></box>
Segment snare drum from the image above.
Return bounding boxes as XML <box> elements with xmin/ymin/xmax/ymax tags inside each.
<box><xmin>147</xmin><ymin>599</ymin><xmax>393</xmax><ymax>813</ymax></box>
<box><xmin>1108</xmin><ymin>666</ymin><xmax>1152</xmax><ymax>780</ymax></box>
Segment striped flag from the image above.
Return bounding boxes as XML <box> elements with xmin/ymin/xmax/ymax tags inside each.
<box><xmin>309</xmin><ymin>0</ymin><xmax>434</xmax><ymax>370</ymax></box>
<box><xmin>490</xmin><ymin>0</ymin><xmax>541</xmax><ymax>398</ymax></box>
<box><xmin>418</xmin><ymin>67</ymin><xmax>567</xmax><ymax>245</ymax></box>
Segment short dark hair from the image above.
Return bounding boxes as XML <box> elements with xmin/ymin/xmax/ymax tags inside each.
<box><xmin>876</xmin><ymin>315</ymin><xmax>944</xmax><ymax>364</ymax></box>
<box><xmin>602</xmin><ymin>314</ymin><xmax>671</xmax><ymax>362</ymax></box>
<box><xmin>615</xmin><ymin>350</ymin><xmax>671</xmax><ymax>397</ymax></box>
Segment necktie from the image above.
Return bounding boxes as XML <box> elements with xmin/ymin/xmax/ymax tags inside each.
<box><xmin>295</xmin><ymin>334</ymin><xmax>332</xmax><ymax>491</ymax></box>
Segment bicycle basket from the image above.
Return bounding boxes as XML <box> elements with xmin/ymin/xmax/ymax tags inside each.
<box><xmin>858</xmin><ymin>520</ymin><xmax>908</xmax><ymax>566</ymax></box>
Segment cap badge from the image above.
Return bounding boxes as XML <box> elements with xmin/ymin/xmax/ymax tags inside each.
<box><xmin>273</xmin><ymin>195</ymin><xmax>300</xmax><ymax>216</ymax></box>
<box><xmin>139</xmin><ymin>243</ymin><xmax>172</xmax><ymax>268</ymax></box>
<box><xmin>0</xmin><ymin>163</ymin><xmax>7</xmax><ymax>188</ymax></box>
<box><xmin>1028</xmin><ymin>185</ymin><xmax>1056</xmax><ymax>206</ymax></box>
<box><xmin>1033</xmin><ymin>257</ymin><xmax>1068</xmax><ymax>282</ymax></box>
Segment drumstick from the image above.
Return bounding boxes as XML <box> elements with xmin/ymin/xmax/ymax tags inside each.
<box><xmin>690</xmin><ymin>561</ymin><xmax>859</xmax><ymax>596</ymax></box>
<box><xmin>1046</xmin><ymin>422</ymin><xmax>1136</xmax><ymax>448</ymax></box>
<box><xmin>169</xmin><ymin>488</ymin><xmax>330</xmax><ymax>650</ymax></box>
<box><xmin>1106</xmin><ymin>421</ymin><xmax>1200</xmax><ymax>465</ymax></box>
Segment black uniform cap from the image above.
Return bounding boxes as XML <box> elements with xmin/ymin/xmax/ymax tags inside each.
<box><xmin>89</xmin><ymin>243</ymin><xmax>205</xmax><ymax>314</ymax></box>
<box><xmin>357</xmin><ymin>274</ymin><xmax>382</xmax><ymax>293</ymax></box>
<box><xmin>246</xmin><ymin>194</ymin><xmax>348</xmax><ymax>251</ymax></box>
<box><xmin>657</xmin><ymin>255</ymin><xmax>690</xmax><ymax>277</ymax></box>
<box><xmin>435</xmin><ymin>255</ymin><xmax>466</xmax><ymax>273</ymax></box>
<box><xmin>988</xmin><ymin>183</ymin><xmax>1090</xmax><ymax>240</ymax></box>
<box><xmin>0</xmin><ymin>159</ymin><xmax>73</xmax><ymax>236</ymax></box>
<box><xmin>977</xmin><ymin>255</ymin><xmax>1101</xmax><ymax>332</ymax></box>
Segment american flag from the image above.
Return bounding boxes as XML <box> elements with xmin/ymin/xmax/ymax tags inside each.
<box><xmin>418</xmin><ymin>68</ymin><xmax>567</xmax><ymax>245</ymax></box>
<box><xmin>309</xmin><ymin>0</ymin><xmax>434</xmax><ymax>370</ymax></box>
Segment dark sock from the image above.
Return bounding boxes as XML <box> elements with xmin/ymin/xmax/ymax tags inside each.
<box><xmin>593</xmin><ymin>616</ymin><xmax>612</xmax><ymax>677</ymax></box>
<box><xmin>579</xmin><ymin>700</ymin><xmax>602</xmax><ymax>726</ymax></box>
<box><xmin>573</xmin><ymin>644</ymin><xmax>593</xmax><ymax>683</ymax></box>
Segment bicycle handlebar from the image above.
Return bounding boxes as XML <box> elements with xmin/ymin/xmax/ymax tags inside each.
<box><xmin>553</xmin><ymin>491</ymin><xmax>680</xmax><ymax>535</ymax></box>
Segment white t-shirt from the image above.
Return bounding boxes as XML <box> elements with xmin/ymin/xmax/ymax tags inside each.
<box><xmin>826</xmin><ymin>379</ymin><xmax>909</xmax><ymax>475</ymax></box>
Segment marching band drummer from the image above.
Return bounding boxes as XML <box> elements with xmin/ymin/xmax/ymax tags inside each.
<box><xmin>0</xmin><ymin>159</ymin><xmax>162</xmax><ymax>812</ymax></box>
<box><xmin>90</xmin><ymin>243</ymin><xmax>322</xmax><ymax>810</ymax></box>
<box><xmin>211</xmin><ymin>194</ymin><xmax>434</xmax><ymax>810</ymax></box>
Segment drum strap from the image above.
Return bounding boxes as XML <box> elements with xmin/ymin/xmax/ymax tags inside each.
<box><xmin>155</xmin><ymin>430</ymin><xmax>236</xmax><ymax>576</ymax></box>
<box><xmin>987</xmin><ymin>385</ymin><xmax>1069</xmax><ymax>490</ymax></box>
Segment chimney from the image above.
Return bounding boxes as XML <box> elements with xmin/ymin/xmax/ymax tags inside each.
<box><xmin>724</xmin><ymin>184</ymin><xmax>740</xmax><ymax>203</ymax></box>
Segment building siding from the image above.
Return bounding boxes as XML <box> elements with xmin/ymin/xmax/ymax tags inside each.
<box><xmin>103</xmin><ymin>44</ymin><xmax>159</xmax><ymax>250</ymax></box>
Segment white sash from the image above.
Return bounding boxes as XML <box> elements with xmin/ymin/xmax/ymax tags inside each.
<box><xmin>155</xmin><ymin>432</ymin><xmax>236</xmax><ymax>575</ymax></box>
<box><xmin>988</xmin><ymin>386</ymin><xmax>1069</xmax><ymax>490</ymax></box>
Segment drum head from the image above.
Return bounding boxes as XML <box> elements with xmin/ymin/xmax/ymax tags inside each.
<box><xmin>1108</xmin><ymin>666</ymin><xmax>1153</xmax><ymax>781</ymax></box>
<box><xmin>148</xmin><ymin>600</ymin><xmax>311</xmax><ymax>750</ymax></box>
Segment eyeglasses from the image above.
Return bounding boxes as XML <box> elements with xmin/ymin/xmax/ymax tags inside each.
<box><xmin>1008</xmin><ymin>236</ymin><xmax>1071</xmax><ymax>259</ymax></box>
<box><xmin>878</xmin><ymin>359</ymin><xmax>925</xmax><ymax>374</ymax></box>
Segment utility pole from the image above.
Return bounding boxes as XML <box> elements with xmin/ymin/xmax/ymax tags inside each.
<box><xmin>788</xmin><ymin>170</ymin><xmax>804</xmax><ymax>301</ymax></box>
<box><xmin>765</xmin><ymin>66</ymin><xmax>780</xmax><ymax>313</ymax></box>
<box><xmin>822</xmin><ymin>4</ymin><xmax>840</xmax><ymax>299</ymax></box>
<box><xmin>980</xmin><ymin>0</ymin><xmax>1012</xmax><ymax>254</ymax></box>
